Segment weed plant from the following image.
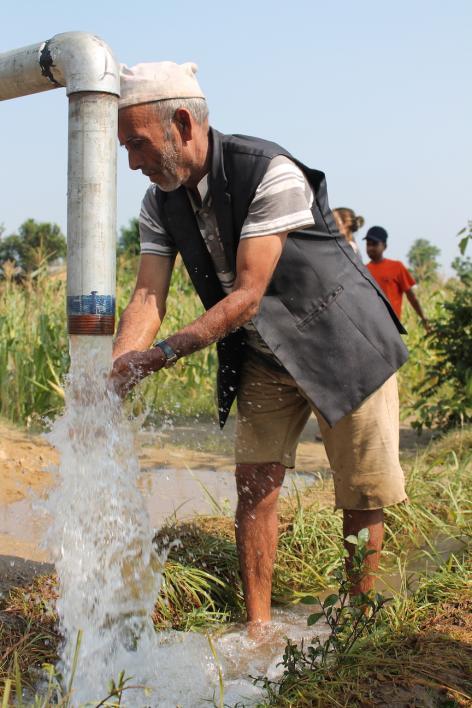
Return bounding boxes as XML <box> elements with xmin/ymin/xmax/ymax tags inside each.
<box><xmin>257</xmin><ymin>529</ymin><xmax>391</xmax><ymax>699</ymax></box>
<box><xmin>259</xmin><ymin>551</ymin><xmax>472</xmax><ymax>707</ymax></box>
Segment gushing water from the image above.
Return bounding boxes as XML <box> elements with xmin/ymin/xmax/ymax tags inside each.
<box><xmin>45</xmin><ymin>337</ymin><xmax>229</xmax><ymax>705</ymax></box>
<box><xmin>45</xmin><ymin>336</ymin><xmax>168</xmax><ymax>702</ymax></box>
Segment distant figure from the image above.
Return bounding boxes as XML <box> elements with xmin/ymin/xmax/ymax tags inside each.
<box><xmin>333</xmin><ymin>207</ymin><xmax>365</xmax><ymax>255</ymax></box>
<box><xmin>365</xmin><ymin>226</ymin><xmax>429</xmax><ymax>329</ymax></box>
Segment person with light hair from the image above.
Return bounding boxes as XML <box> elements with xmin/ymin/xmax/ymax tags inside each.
<box><xmin>111</xmin><ymin>61</ymin><xmax>409</xmax><ymax>634</ymax></box>
<box><xmin>332</xmin><ymin>207</ymin><xmax>365</xmax><ymax>255</ymax></box>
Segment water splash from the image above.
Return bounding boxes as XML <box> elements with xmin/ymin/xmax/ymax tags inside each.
<box><xmin>45</xmin><ymin>336</ymin><xmax>168</xmax><ymax>701</ymax></box>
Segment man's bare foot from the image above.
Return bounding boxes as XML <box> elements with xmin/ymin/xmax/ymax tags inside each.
<box><xmin>246</xmin><ymin>620</ymin><xmax>274</xmax><ymax>643</ymax></box>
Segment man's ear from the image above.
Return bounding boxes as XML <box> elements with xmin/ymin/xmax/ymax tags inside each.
<box><xmin>174</xmin><ymin>108</ymin><xmax>192</xmax><ymax>141</ymax></box>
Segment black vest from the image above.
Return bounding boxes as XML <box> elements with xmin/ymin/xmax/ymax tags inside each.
<box><xmin>157</xmin><ymin>129</ymin><xmax>408</xmax><ymax>427</ymax></box>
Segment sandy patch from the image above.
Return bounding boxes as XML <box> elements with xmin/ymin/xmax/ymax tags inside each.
<box><xmin>0</xmin><ymin>421</ymin><xmax>57</xmax><ymax>505</ymax></box>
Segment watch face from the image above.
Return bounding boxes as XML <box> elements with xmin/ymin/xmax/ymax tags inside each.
<box><xmin>157</xmin><ymin>341</ymin><xmax>178</xmax><ymax>367</ymax></box>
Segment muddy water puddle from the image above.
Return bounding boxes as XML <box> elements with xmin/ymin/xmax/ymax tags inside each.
<box><xmin>0</xmin><ymin>467</ymin><xmax>316</xmax><ymax>562</ymax></box>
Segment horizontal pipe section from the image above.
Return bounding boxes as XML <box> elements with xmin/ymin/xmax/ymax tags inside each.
<box><xmin>0</xmin><ymin>32</ymin><xmax>120</xmax><ymax>101</ymax></box>
<box><xmin>0</xmin><ymin>41</ymin><xmax>60</xmax><ymax>100</ymax></box>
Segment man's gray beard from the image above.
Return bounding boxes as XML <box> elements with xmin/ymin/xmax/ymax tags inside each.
<box><xmin>155</xmin><ymin>141</ymin><xmax>184</xmax><ymax>192</ymax></box>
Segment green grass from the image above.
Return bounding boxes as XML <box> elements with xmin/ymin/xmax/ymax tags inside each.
<box><xmin>0</xmin><ymin>272</ymin><xmax>68</xmax><ymax>426</ymax></box>
<box><xmin>0</xmin><ymin>252</ymin><xmax>463</xmax><ymax>429</ymax></box>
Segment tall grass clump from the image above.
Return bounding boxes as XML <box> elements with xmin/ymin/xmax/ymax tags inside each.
<box><xmin>397</xmin><ymin>277</ymin><xmax>447</xmax><ymax>414</ymax></box>
<box><xmin>0</xmin><ymin>266</ymin><xmax>68</xmax><ymax>426</ymax></box>
<box><xmin>273</xmin><ymin>427</ymin><xmax>472</xmax><ymax>600</ymax></box>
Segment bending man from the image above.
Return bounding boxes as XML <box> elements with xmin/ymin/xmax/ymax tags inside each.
<box><xmin>112</xmin><ymin>61</ymin><xmax>408</xmax><ymax>631</ymax></box>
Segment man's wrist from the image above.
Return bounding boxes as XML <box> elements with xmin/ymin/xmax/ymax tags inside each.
<box><xmin>153</xmin><ymin>339</ymin><xmax>179</xmax><ymax>368</ymax></box>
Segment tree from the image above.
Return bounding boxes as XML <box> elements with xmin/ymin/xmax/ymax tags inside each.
<box><xmin>0</xmin><ymin>219</ymin><xmax>66</xmax><ymax>273</ymax></box>
<box><xmin>407</xmin><ymin>238</ymin><xmax>441</xmax><ymax>281</ymax></box>
<box><xmin>451</xmin><ymin>255</ymin><xmax>472</xmax><ymax>285</ymax></box>
<box><xmin>117</xmin><ymin>218</ymin><xmax>140</xmax><ymax>256</ymax></box>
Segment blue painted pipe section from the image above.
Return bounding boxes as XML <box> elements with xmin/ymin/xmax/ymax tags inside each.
<box><xmin>67</xmin><ymin>292</ymin><xmax>115</xmax><ymax>316</ymax></box>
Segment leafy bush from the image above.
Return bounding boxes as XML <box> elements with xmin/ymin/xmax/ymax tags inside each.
<box><xmin>412</xmin><ymin>282</ymin><xmax>472</xmax><ymax>430</ymax></box>
<box><xmin>411</xmin><ymin>226</ymin><xmax>472</xmax><ymax>431</ymax></box>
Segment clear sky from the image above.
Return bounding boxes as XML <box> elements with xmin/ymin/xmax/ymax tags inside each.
<box><xmin>1</xmin><ymin>0</ymin><xmax>470</xmax><ymax>273</ymax></box>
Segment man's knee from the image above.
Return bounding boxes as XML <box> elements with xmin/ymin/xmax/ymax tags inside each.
<box><xmin>235</xmin><ymin>462</ymin><xmax>285</xmax><ymax>509</ymax></box>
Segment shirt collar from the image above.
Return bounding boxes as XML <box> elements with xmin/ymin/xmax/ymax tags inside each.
<box><xmin>187</xmin><ymin>172</ymin><xmax>211</xmax><ymax>210</ymax></box>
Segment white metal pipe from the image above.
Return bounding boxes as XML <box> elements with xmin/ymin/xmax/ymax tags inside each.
<box><xmin>0</xmin><ymin>32</ymin><xmax>119</xmax><ymax>335</ymax></box>
<box><xmin>66</xmin><ymin>92</ymin><xmax>117</xmax><ymax>335</ymax></box>
<box><xmin>0</xmin><ymin>32</ymin><xmax>119</xmax><ymax>99</ymax></box>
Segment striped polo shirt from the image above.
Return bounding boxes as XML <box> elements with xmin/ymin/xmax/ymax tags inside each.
<box><xmin>139</xmin><ymin>155</ymin><xmax>315</xmax><ymax>358</ymax></box>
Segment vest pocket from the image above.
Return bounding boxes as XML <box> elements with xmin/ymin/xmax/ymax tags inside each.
<box><xmin>295</xmin><ymin>285</ymin><xmax>344</xmax><ymax>331</ymax></box>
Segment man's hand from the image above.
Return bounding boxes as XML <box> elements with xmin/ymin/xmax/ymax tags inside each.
<box><xmin>421</xmin><ymin>317</ymin><xmax>432</xmax><ymax>333</ymax></box>
<box><xmin>110</xmin><ymin>347</ymin><xmax>165</xmax><ymax>397</ymax></box>
<box><xmin>406</xmin><ymin>288</ymin><xmax>430</xmax><ymax>333</ymax></box>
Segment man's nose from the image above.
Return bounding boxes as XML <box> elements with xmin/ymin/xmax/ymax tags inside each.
<box><xmin>128</xmin><ymin>152</ymin><xmax>141</xmax><ymax>171</ymax></box>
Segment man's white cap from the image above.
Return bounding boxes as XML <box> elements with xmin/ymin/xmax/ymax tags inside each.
<box><xmin>119</xmin><ymin>61</ymin><xmax>205</xmax><ymax>110</ymax></box>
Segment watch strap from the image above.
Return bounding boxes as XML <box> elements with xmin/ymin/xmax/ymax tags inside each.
<box><xmin>154</xmin><ymin>339</ymin><xmax>178</xmax><ymax>368</ymax></box>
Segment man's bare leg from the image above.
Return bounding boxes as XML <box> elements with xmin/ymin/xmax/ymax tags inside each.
<box><xmin>235</xmin><ymin>462</ymin><xmax>286</xmax><ymax>627</ymax></box>
<box><xmin>343</xmin><ymin>508</ymin><xmax>384</xmax><ymax>594</ymax></box>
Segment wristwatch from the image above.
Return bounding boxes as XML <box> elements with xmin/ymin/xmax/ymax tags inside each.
<box><xmin>153</xmin><ymin>339</ymin><xmax>179</xmax><ymax>368</ymax></box>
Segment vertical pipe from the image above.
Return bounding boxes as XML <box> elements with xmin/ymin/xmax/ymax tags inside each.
<box><xmin>66</xmin><ymin>91</ymin><xmax>118</xmax><ymax>336</ymax></box>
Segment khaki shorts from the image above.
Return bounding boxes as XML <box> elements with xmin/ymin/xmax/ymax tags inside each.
<box><xmin>235</xmin><ymin>352</ymin><xmax>407</xmax><ymax>511</ymax></box>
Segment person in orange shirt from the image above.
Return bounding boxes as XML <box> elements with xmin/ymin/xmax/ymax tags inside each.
<box><xmin>365</xmin><ymin>226</ymin><xmax>429</xmax><ymax>329</ymax></box>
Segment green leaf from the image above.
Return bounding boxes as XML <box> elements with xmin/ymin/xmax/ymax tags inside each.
<box><xmin>459</xmin><ymin>236</ymin><xmax>469</xmax><ymax>255</ymax></box>
<box><xmin>300</xmin><ymin>595</ymin><xmax>318</xmax><ymax>605</ymax></box>
<box><xmin>307</xmin><ymin>612</ymin><xmax>324</xmax><ymax>626</ymax></box>
<box><xmin>323</xmin><ymin>594</ymin><xmax>338</xmax><ymax>608</ymax></box>
<box><xmin>345</xmin><ymin>535</ymin><xmax>358</xmax><ymax>545</ymax></box>
<box><xmin>357</xmin><ymin>528</ymin><xmax>370</xmax><ymax>543</ymax></box>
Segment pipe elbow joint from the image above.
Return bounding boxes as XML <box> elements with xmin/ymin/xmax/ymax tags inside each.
<box><xmin>41</xmin><ymin>32</ymin><xmax>120</xmax><ymax>97</ymax></box>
